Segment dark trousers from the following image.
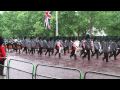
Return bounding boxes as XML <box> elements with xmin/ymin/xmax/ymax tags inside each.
<box><xmin>116</xmin><ymin>49</ymin><xmax>120</xmax><ymax>56</ymax></box>
<box><xmin>51</xmin><ymin>48</ymin><xmax>54</xmax><ymax>55</ymax></box>
<box><xmin>55</xmin><ymin>48</ymin><xmax>61</xmax><ymax>58</ymax></box>
<box><xmin>0</xmin><ymin>59</ymin><xmax>5</xmax><ymax>75</ymax></box>
<box><xmin>80</xmin><ymin>48</ymin><xmax>85</xmax><ymax>56</ymax></box>
<box><xmin>82</xmin><ymin>49</ymin><xmax>90</xmax><ymax>61</ymax></box>
<box><xmin>45</xmin><ymin>48</ymin><xmax>51</xmax><ymax>56</ymax></box>
<box><xmin>109</xmin><ymin>51</ymin><xmax>117</xmax><ymax>60</ymax></box>
<box><xmin>38</xmin><ymin>47</ymin><xmax>43</xmax><ymax>55</ymax></box>
<box><xmin>70</xmin><ymin>50</ymin><xmax>77</xmax><ymax>60</ymax></box>
<box><xmin>30</xmin><ymin>48</ymin><xmax>35</xmax><ymax>54</ymax></box>
<box><xmin>92</xmin><ymin>49</ymin><xmax>99</xmax><ymax>59</ymax></box>
<box><xmin>64</xmin><ymin>47</ymin><xmax>67</xmax><ymax>55</ymax></box>
<box><xmin>103</xmin><ymin>52</ymin><xmax>109</xmax><ymax>62</ymax></box>
<box><xmin>23</xmin><ymin>47</ymin><xmax>27</xmax><ymax>54</ymax></box>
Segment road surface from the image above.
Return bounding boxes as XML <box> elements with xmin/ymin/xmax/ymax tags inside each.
<box><xmin>1</xmin><ymin>51</ymin><xmax>120</xmax><ymax>79</ymax></box>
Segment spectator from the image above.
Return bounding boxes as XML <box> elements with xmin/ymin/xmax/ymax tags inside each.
<box><xmin>0</xmin><ymin>36</ymin><xmax>6</xmax><ymax>75</ymax></box>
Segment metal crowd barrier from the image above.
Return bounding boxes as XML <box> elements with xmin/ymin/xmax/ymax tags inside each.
<box><xmin>84</xmin><ymin>71</ymin><xmax>120</xmax><ymax>79</ymax></box>
<box><xmin>7</xmin><ymin>59</ymin><xmax>35</xmax><ymax>79</ymax></box>
<box><xmin>35</xmin><ymin>64</ymin><xmax>83</xmax><ymax>79</ymax></box>
<box><xmin>4</xmin><ymin>57</ymin><xmax>120</xmax><ymax>79</ymax></box>
<box><xmin>2</xmin><ymin>60</ymin><xmax>120</xmax><ymax>79</ymax></box>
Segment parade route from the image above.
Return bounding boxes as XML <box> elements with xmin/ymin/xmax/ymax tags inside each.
<box><xmin>2</xmin><ymin>52</ymin><xmax>120</xmax><ymax>79</ymax></box>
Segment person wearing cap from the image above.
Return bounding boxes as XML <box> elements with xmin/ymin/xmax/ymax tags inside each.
<box><xmin>0</xmin><ymin>36</ymin><xmax>6</xmax><ymax>75</ymax></box>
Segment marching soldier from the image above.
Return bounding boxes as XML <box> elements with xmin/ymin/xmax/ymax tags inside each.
<box><xmin>82</xmin><ymin>35</ymin><xmax>91</xmax><ymax>61</ymax></box>
<box><xmin>38</xmin><ymin>37</ymin><xmax>44</xmax><ymax>56</ymax></box>
<box><xmin>109</xmin><ymin>40</ymin><xmax>117</xmax><ymax>60</ymax></box>
<box><xmin>92</xmin><ymin>40</ymin><xmax>100</xmax><ymax>59</ymax></box>
<box><xmin>116</xmin><ymin>40</ymin><xmax>120</xmax><ymax>56</ymax></box>
<box><xmin>22</xmin><ymin>37</ymin><xmax>28</xmax><ymax>54</ymax></box>
<box><xmin>50</xmin><ymin>39</ymin><xmax>55</xmax><ymax>55</ymax></box>
<box><xmin>30</xmin><ymin>37</ymin><xmax>36</xmax><ymax>55</ymax></box>
<box><xmin>102</xmin><ymin>40</ymin><xmax>109</xmax><ymax>62</ymax></box>
<box><xmin>63</xmin><ymin>40</ymin><xmax>67</xmax><ymax>55</ymax></box>
<box><xmin>55</xmin><ymin>39</ymin><xmax>63</xmax><ymax>58</ymax></box>
<box><xmin>45</xmin><ymin>39</ymin><xmax>51</xmax><ymax>57</ymax></box>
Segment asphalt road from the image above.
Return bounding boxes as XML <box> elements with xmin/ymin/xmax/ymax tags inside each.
<box><xmin>2</xmin><ymin>51</ymin><xmax>120</xmax><ymax>79</ymax></box>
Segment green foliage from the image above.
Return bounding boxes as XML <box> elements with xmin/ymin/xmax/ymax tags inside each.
<box><xmin>0</xmin><ymin>11</ymin><xmax>120</xmax><ymax>38</ymax></box>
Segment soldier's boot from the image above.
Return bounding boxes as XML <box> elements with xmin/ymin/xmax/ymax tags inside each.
<box><xmin>82</xmin><ymin>52</ymin><xmax>87</xmax><ymax>59</ymax></box>
<box><xmin>91</xmin><ymin>52</ymin><xmax>95</xmax><ymax>57</ymax></box>
<box><xmin>106</xmin><ymin>53</ymin><xmax>109</xmax><ymax>62</ymax></box>
<box><xmin>19</xmin><ymin>49</ymin><xmax>20</xmax><ymax>54</ymax></box>
<box><xmin>88</xmin><ymin>50</ymin><xmax>90</xmax><ymax>61</ymax></box>
<box><xmin>68</xmin><ymin>49</ymin><xmax>70</xmax><ymax>53</ymax></box>
<box><xmin>116</xmin><ymin>49</ymin><xmax>120</xmax><ymax>56</ymax></box>
<box><xmin>113</xmin><ymin>51</ymin><xmax>117</xmax><ymax>60</ymax></box>
<box><xmin>52</xmin><ymin>49</ymin><xmax>54</xmax><ymax>55</ymax></box>
<box><xmin>49</xmin><ymin>49</ymin><xmax>51</xmax><ymax>57</ymax></box>
<box><xmin>25</xmin><ymin>50</ymin><xmax>27</xmax><ymax>54</ymax></box>
<box><xmin>80</xmin><ymin>50</ymin><xmax>84</xmax><ymax>57</ymax></box>
<box><xmin>70</xmin><ymin>52</ymin><xmax>73</xmax><ymax>58</ymax></box>
<box><xmin>45</xmin><ymin>51</ymin><xmax>47</xmax><ymax>56</ymax></box>
<box><xmin>37</xmin><ymin>50</ymin><xmax>40</xmax><ymax>55</ymax></box>
<box><xmin>55</xmin><ymin>49</ymin><xmax>59</xmax><ymax>56</ymax></box>
<box><xmin>96</xmin><ymin>51</ymin><xmax>99</xmax><ymax>59</ymax></box>
<box><xmin>70</xmin><ymin>50</ymin><xmax>74</xmax><ymax>58</ymax></box>
<box><xmin>74</xmin><ymin>54</ymin><xmax>77</xmax><ymax>60</ymax></box>
<box><xmin>88</xmin><ymin>55</ymin><xmax>90</xmax><ymax>61</ymax></box>
<box><xmin>100</xmin><ymin>52</ymin><xmax>103</xmax><ymax>56</ymax></box>
<box><xmin>40</xmin><ymin>48</ymin><xmax>42</xmax><ymax>56</ymax></box>
<box><xmin>59</xmin><ymin>53</ymin><xmax>61</xmax><ymax>59</ymax></box>
<box><xmin>91</xmin><ymin>50</ymin><xmax>94</xmax><ymax>56</ymax></box>
<box><xmin>106</xmin><ymin>57</ymin><xmax>108</xmax><ymax>62</ymax></box>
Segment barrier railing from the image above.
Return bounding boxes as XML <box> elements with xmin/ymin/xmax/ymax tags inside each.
<box><xmin>2</xmin><ymin>60</ymin><xmax>120</xmax><ymax>79</ymax></box>
<box><xmin>84</xmin><ymin>71</ymin><xmax>120</xmax><ymax>79</ymax></box>
<box><xmin>0</xmin><ymin>64</ymin><xmax>9</xmax><ymax>79</ymax></box>
<box><xmin>7</xmin><ymin>59</ymin><xmax>35</xmax><ymax>79</ymax></box>
<box><xmin>35</xmin><ymin>64</ymin><xmax>83</xmax><ymax>79</ymax></box>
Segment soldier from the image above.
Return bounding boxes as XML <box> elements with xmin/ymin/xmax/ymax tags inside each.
<box><xmin>102</xmin><ymin>40</ymin><xmax>109</xmax><ymax>62</ymax></box>
<box><xmin>66</xmin><ymin>39</ymin><xmax>70</xmax><ymax>53</ymax></box>
<box><xmin>70</xmin><ymin>40</ymin><xmax>76</xmax><ymax>59</ymax></box>
<box><xmin>92</xmin><ymin>40</ymin><xmax>100</xmax><ymax>59</ymax></box>
<box><xmin>26</xmin><ymin>38</ymin><xmax>31</xmax><ymax>54</ymax></box>
<box><xmin>22</xmin><ymin>37</ymin><xmax>28</xmax><ymax>54</ymax></box>
<box><xmin>37</xmin><ymin>37</ymin><xmax>44</xmax><ymax>56</ymax></box>
<box><xmin>17</xmin><ymin>39</ymin><xmax>22</xmax><ymax>54</ymax></box>
<box><xmin>45</xmin><ymin>39</ymin><xmax>51</xmax><ymax>57</ymax></box>
<box><xmin>116</xmin><ymin>40</ymin><xmax>120</xmax><ymax>56</ymax></box>
<box><xmin>82</xmin><ymin>35</ymin><xmax>91</xmax><ymax>61</ymax></box>
<box><xmin>43</xmin><ymin>39</ymin><xmax>48</xmax><ymax>54</ymax></box>
<box><xmin>55</xmin><ymin>39</ymin><xmax>63</xmax><ymax>58</ymax></box>
<box><xmin>30</xmin><ymin>37</ymin><xmax>36</xmax><ymax>55</ymax></box>
<box><xmin>70</xmin><ymin>40</ymin><xmax>80</xmax><ymax>60</ymax></box>
<box><xmin>63</xmin><ymin>40</ymin><xmax>67</xmax><ymax>55</ymax></box>
<box><xmin>109</xmin><ymin>40</ymin><xmax>117</xmax><ymax>60</ymax></box>
<box><xmin>80</xmin><ymin>38</ymin><xmax>86</xmax><ymax>57</ymax></box>
<box><xmin>50</xmin><ymin>39</ymin><xmax>55</xmax><ymax>55</ymax></box>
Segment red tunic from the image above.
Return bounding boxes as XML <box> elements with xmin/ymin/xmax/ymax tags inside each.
<box><xmin>0</xmin><ymin>45</ymin><xmax>6</xmax><ymax>61</ymax></box>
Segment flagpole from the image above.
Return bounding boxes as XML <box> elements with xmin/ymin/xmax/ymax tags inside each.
<box><xmin>56</xmin><ymin>11</ymin><xmax>58</xmax><ymax>36</ymax></box>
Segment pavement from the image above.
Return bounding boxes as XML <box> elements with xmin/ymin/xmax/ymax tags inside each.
<box><xmin>1</xmin><ymin>51</ymin><xmax>120</xmax><ymax>79</ymax></box>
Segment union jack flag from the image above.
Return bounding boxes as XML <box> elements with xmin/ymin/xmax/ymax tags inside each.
<box><xmin>44</xmin><ymin>11</ymin><xmax>52</xmax><ymax>30</ymax></box>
